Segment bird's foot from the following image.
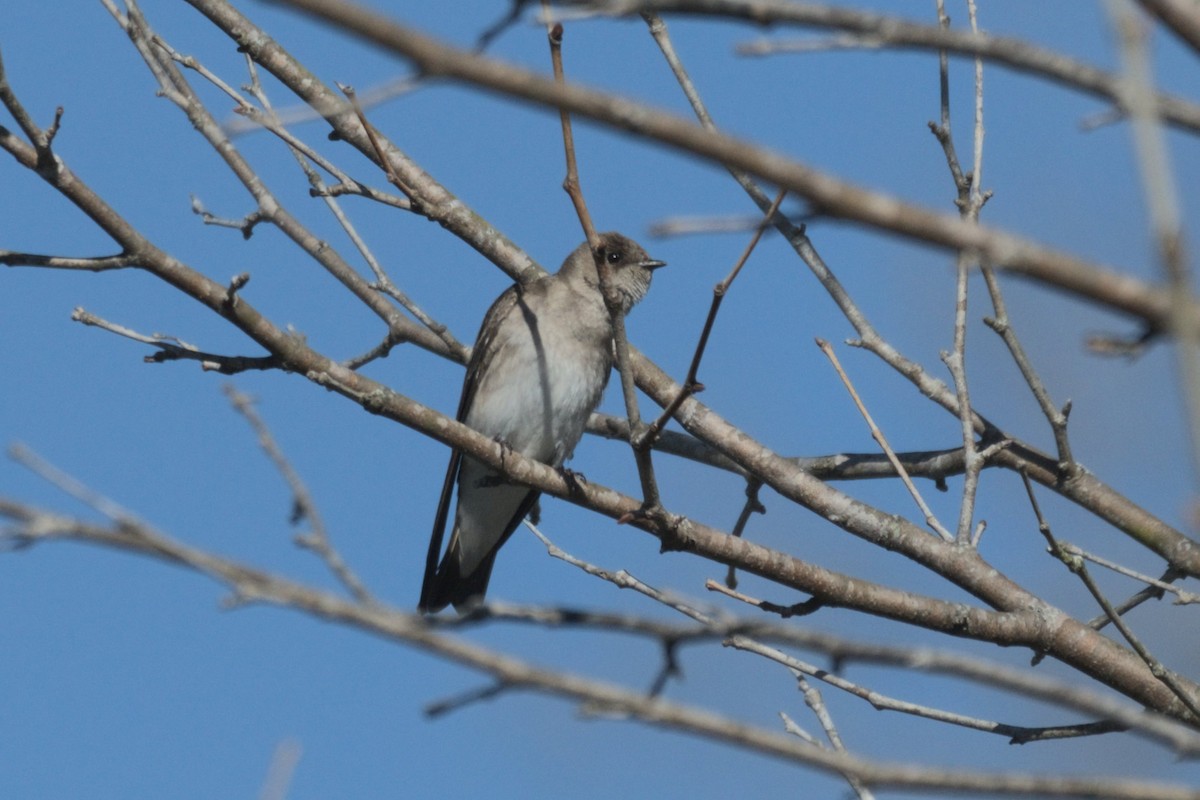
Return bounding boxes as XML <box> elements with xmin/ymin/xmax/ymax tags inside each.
<box><xmin>557</xmin><ymin>465</ymin><xmax>588</xmax><ymax>494</ymax></box>
<box><xmin>493</xmin><ymin>434</ymin><xmax>514</xmax><ymax>468</ymax></box>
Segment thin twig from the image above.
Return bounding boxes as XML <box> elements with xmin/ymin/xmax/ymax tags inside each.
<box><xmin>934</xmin><ymin>0</ymin><xmax>989</xmax><ymax>544</ymax></box>
<box><xmin>642</xmin><ymin>189</ymin><xmax>786</xmax><ymax>448</ymax></box>
<box><xmin>424</xmin><ymin>681</ymin><xmax>508</xmax><ymax>718</ymax></box>
<box><xmin>707</xmin><ymin>580</ymin><xmax>824</xmax><ymax>619</ymax></box>
<box><xmin>339</xmin><ymin>83</ymin><xmax>419</xmax><ymax>203</ymax></box>
<box><xmin>797</xmin><ymin>671</ymin><xmax>875</xmax><ymax>800</ymax></box>
<box><xmin>0</xmin><ymin>251</ymin><xmax>137</xmax><ymax>270</ymax></box>
<box><xmin>72</xmin><ymin>307</ymin><xmax>279</xmax><ymax>374</ymax></box>
<box><xmin>544</xmin><ymin>9</ymin><xmax>663</xmax><ymax>515</ymax></box>
<box><xmin>0</xmin><ymin>47</ymin><xmax>62</xmax><ymax>162</ymax></box>
<box><xmin>724</xmin><ymin>478</ymin><xmax>765</xmax><ymax>589</ymax></box>
<box><xmin>1083</xmin><ymin>570</ymin><xmax>1184</xmax><ymax>631</ymax></box>
<box><xmin>526</xmin><ymin>520</ymin><xmax>716</xmax><ymax>625</ymax></box>
<box><xmin>1064</xmin><ymin>547</ymin><xmax>1199</xmax><ymax>605</ymax></box>
<box><xmin>223</xmin><ymin>385</ymin><xmax>373</xmax><ymax>603</ymax></box>
<box><xmin>1021</xmin><ymin>473</ymin><xmax>1200</xmax><ymax>722</ymax></box>
<box><xmin>817</xmin><ymin>338</ymin><xmax>954</xmax><ymax>541</ymax></box>
<box><xmin>191</xmin><ymin>195</ymin><xmax>268</xmax><ymax>238</ymax></box>
<box><xmin>244</xmin><ymin>69</ymin><xmax>466</xmax><ymax>363</ymax></box>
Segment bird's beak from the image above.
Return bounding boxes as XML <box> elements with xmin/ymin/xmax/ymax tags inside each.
<box><xmin>641</xmin><ymin>259</ymin><xmax>667</xmax><ymax>271</ymax></box>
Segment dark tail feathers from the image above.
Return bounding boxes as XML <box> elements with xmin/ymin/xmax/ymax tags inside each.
<box><xmin>418</xmin><ymin>547</ymin><xmax>497</xmax><ymax>614</ymax></box>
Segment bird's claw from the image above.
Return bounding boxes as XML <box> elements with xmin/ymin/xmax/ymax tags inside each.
<box><xmin>557</xmin><ymin>465</ymin><xmax>587</xmax><ymax>494</ymax></box>
<box><xmin>493</xmin><ymin>435</ymin><xmax>514</xmax><ymax>467</ymax></box>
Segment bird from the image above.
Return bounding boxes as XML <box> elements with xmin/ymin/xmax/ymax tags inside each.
<box><xmin>419</xmin><ymin>232</ymin><xmax>666</xmax><ymax>613</ymax></box>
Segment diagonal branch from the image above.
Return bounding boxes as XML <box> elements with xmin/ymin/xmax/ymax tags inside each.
<box><xmin>2</xmin><ymin>496</ymin><xmax>1195</xmax><ymax>799</ymax></box>
<box><xmin>182</xmin><ymin>0</ymin><xmax>1200</xmax><ymax>588</ymax></box>
<box><xmin>587</xmin><ymin>0</ymin><xmax>1200</xmax><ymax>134</ymax></box>
<box><xmin>8</xmin><ymin>0</ymin><xmax>1200</xmax><ymax>725</ymax></box>
<box><xmin>267</xmin><ymin>0</ymin><xmax>1197</xmax><ymax>334</ymax></box>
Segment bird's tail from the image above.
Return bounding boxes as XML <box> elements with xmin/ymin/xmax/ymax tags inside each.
<box><xmin>418</xmin><ymin>543</ymin><xmax>497</xmax><ymax>614</ymax></box>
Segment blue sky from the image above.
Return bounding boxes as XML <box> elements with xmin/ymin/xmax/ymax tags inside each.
<box><xmin>3</xmin><ymin>2</ymin><xmax>1200</xmax><ymax>798</ymax></box>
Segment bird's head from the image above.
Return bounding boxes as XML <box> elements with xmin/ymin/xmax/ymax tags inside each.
<box><xmin>562</xmin><ymin>231</ymin><xmax>666</xmax><ymax>313</ymax></box>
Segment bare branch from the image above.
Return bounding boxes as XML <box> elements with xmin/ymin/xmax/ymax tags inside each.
<box><xmin>264</xmin><ymin>0</ymin><xmax>1198</xmax><ymax>333</ymax></box>
<box><xmin>223</xmin><ymin>385</ymin><xmax>373</xmax><ymax>603</ymax></box>
<box><xmin>1105</xmin><ymin>0</ymin><xmax>1200</xmax><ymax>470</ymax></box>
<box><xmin>0</xmin><ymin>251</ymin><xmax>137</xmax><ymax>270</ymax></box>
<box><xmin>72</xmin><ymin>307</ymin><xmax>280</xmax><ymax>374</ymax></box>
<box><xmin>543</xmin><ymin>11</ymin><xmax>665</xmax><ymax>516</ymax></box>
<box><xmin>593</xmin><ymin>0</ymin><xmax>1200</xmax><ymax>135</ymax></box>
<box><xmin>817</xmin><ymin>337</ymin><xmax>954</xmax><ymax>541</ymax></box>
<box><xmin>1136</xmin><ymin>0</ymin><xmax>1200</xmax><ymax>54</ymax></box>
<box><xmin>643</xmin><ymin>189</ymin><xmax>786</xmax><ymax>449</ymax></box>
<box><xmin>11</xmin><ymin>496</ymin><xmax>1194</xmax><ymax>797</ymax></box>
<box><xmin>1023</xmin><ymin>473</ymin><xmax>1200</xmax><ymax>723</ymax></box>
<box><xmin>173</xmin><ymin>0</ymin><xmax>1200</xmax><ymax>588</ymax></box>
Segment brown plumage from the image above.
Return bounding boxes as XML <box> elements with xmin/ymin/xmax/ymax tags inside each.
<box><xmin>419</xmin><ymin>233</ymin><xmax>665</xmax><ymax>613</ymax></box>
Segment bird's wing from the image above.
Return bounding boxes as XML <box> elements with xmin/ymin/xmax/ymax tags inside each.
<box><xmin>420</xmin><ymin>284</ymin><xmax>523</xmax><ymax>608</ymax></box>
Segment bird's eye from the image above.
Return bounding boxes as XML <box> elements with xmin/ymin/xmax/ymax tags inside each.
<box><xmin>606</xmin><ymin>250</ymin><xmax>623</xmax><ymax>264</ymax></box>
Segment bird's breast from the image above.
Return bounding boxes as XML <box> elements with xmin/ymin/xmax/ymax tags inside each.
<box><xmin>465</xmin><ymin>305</ymin><xmax>611</xmax><ymax>466</ymax></box>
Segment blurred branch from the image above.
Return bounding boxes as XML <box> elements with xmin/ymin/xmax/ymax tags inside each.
<box><xmin>579</xmin><ymin>0</ymin><xmax>1200</xmax><ymax>134</ymax></box>
<box><xmin>512</xmin><ymin>527</ymin><xmax>1200</xmax><ymax>755</ymax></box>
<box><xmin>268</xmin><ymin>0</ymin><xmax>1197</xmax><ymax>333</ymax></box>
<box><xmin>1105</xmin><ymin>0</ymin><xmax>1200</xmax><ymax>471</ymax></box>
<box><xmin>257</xmin><ymin>739</ymin><xmax>302</xmax><ymax>800</ymax></box>
<box><xmin>648</xmin><ymin>210</ymin><xmax>813</xmax><ymax>237</ymax></box>
<box><xmin>1135</xmin><ymin>0</ymin><xmax>1200</xmax><ymax>54</ymax></box>
<box><xmin>7</xmin><ymin>496</ymin><xmax>1197</xmax><ymax>797</ymax></box>
<box><xmin>223</xmin><ymin>385</ymin><xmax>374</xmax><ymax>604</ymax></box>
